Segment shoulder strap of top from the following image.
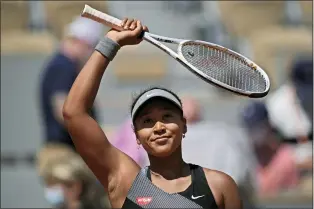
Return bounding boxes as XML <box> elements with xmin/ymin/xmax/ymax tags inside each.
<box><xmin>191</xmin><ymin>165</ymin><xmax>217</xmax><ymax>207</ymax></box>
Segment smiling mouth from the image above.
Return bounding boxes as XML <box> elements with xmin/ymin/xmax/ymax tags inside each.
<box><xmin>152</xmin><ymin>136</ymin><xmax>171</xmax><ymax>142</ymax></box>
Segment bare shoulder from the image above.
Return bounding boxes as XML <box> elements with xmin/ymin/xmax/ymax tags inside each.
<box><xmin>202</xmin><ymin>168</ymin><xmax>242</xmax><ymax>209</ymax></box>
<box><xmin>203</xmin><ymin>168</ymin><xmax>237</xmax><ymax>188</ymax></box>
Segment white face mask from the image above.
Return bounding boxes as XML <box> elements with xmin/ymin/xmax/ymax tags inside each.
<box><xmin>44</xmin><ymin>186</ymin><xmax>65</xmax><ymax>207</ymax></box>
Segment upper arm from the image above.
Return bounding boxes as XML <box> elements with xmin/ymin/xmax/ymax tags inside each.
<box><xmin>221</xmin><ymin>174</ymin><xmax>242</xmax><ymax>209</ymax></box>
<box><xmin>64</xmin><ymin>113</ymin><xmax>140</xmax><ymax>193</ymax></box>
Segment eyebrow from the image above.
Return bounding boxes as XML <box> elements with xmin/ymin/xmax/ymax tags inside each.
<box><xmin>137</xmin><ymin>107</ymin><xmax>175</xmax><ymax>119</ymax></box>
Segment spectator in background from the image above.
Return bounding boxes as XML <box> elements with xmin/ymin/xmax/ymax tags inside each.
<box><xmin>289</xmin><ymin>58</ymin><xmax>313</xmax><ymax>175</ymax></box>
<box><xmin>241</xmin><ymin>101</ymin><xmax>300</xmax><ymax>197</ymax></box>
<box><xmin>37</xmin><ymin>143</ymin><xmax>110</xmax><ymax>209</ymax></box>
<box><xmin>181</xmin><ymin>97</ymin><xmax>254</xmax><ymax>206</ymax></box>
<box><xmin>37</xmin><ymin>143</ymin><xmax>77</xmax><ymax>177</ymax></box>
<box><xmin>291</xmin><ymin>58</ymin><xmax>313</xmax><ymax>126</ymax></box>
<box><xmin>110</xmin><ymin>118</ymin><xmax>149</xmax><ymax>167</ymax></box>
<box><xmin>266</xmin><ymin>57</ymin><xmax>313</xmax><ymax>143</ymax></box>
<box><xmin>39</xmin><ymin>16</ymin><xmax>104</xmax><ymax>150</ymax></box>
<box><xmin>266</xmin><ymin>57</ymin><xmax>313</xmax><ymax>174</ymax></box>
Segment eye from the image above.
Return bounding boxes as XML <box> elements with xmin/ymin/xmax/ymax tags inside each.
<box><xmin>143</xmin><ymin>118</ymin><xmax>153</xmax><ymax>124</ymax></box>
<box><xmin>163</xmin><ymin>113</ymin><xmax>173</xmax><ymax>119</ymax></box>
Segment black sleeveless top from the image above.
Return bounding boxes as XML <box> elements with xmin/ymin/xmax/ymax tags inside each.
<box><xmin>121</xmin><ymin>164</ymin><xmax>218</xmax><ymax>208</ymax></box>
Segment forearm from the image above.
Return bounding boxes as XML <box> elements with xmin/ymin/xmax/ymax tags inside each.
<box><xmin>63</xmin><ymin>51</ymin><xmax>110</xmax><ymax>117</ymax></box>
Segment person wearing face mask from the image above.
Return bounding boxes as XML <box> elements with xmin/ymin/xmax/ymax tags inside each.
<box><xmin>38</xmin><ymin>16</ymin><xmax>104</xmax><ymax>151</ymax></box>
<box><xmin>39</xmin><ymin>145</ymin><xmax>110</xmax><ymax>209</ymax></box>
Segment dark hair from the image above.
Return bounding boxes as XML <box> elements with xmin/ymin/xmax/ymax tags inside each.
<box><xmin>130</xmin><ymin>86</ymin><xmax>183</xmax><ymax>122</ymax></box>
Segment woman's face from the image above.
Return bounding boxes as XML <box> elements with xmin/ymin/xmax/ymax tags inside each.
<box><xmin>134</xmin><ymin>98</ymin><xmax>187</xmax><ymax>157</ymax></box>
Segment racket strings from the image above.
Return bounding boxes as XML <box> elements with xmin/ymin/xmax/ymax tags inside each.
<box><xmin>180</xmin><ymin>43</ymin><xmax>267</xmax><ymax>92</ymax></box>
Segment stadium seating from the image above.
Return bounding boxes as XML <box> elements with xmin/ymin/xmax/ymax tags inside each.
<box><xmin>1</xmin><ymin>31</ymin><xmax>57</xmax><ymax>55</ymax></box>
<box><xmin>299</xmin><ymin>1</ymin><xmax>313</xmax><ymax>26</ymax></box>
<box><xmin>1</xmin><ymin>1</ymin><xmax>57</xmax><ymax>55</ymax></box>
<box><xmin>1</xmin><ymin>1</ymin><xmax>29</xmax><ymax>32</ymax></box>
<box><xmin>217</xmin><ymin>1</ymin><xmax>285</xmax><ymax>38</ymax></box>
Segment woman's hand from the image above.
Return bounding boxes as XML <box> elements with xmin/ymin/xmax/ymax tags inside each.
<box><xmin>106</xmin><ymin>18</ymin><xmax>149</xmax><ymax>47</ymax></box>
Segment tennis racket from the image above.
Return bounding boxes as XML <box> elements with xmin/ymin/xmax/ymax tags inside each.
<box><xmin>81</xmin><ymin>4</ymin><xmax>270</xmax><ymax>98</ymax></box>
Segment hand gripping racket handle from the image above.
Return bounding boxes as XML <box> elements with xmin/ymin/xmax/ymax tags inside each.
<box><xmin>82</xmin><ymin>5</ymin><xmax>146</xmax><ymax>38</ymax></box>
<box><xmin>81</xmin><ymin>4</ymin><xmax>183</xmax><ymax>42</ymax></box>
<box><xmin>81</xmin><ymin>5</ymin><xmax>180</xmax><ymax>57</ymax></box>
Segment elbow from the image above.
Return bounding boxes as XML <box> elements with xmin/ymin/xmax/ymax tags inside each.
<box><xmin>62</xmin><ymin>100</ymin><xmax>79</xmax><ymax>121</ymax></box>
<box><xmin>62</xmin><ymin>94</ymin><xmax>90</xmax><ymax>121</ymax></box>
<box><xmin>62</xmin><ymin>100</ymin><xmax>87</xmax><ymax>121</ymax></box>
<box><xmin>62</xmin><ymin>102</ymin><xmax>73</xmax><ymax>121</ymax></box>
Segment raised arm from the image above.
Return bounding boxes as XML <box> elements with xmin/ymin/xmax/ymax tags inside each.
<box><xmin>62</xmin><ymin>19</ymin><xmax>147</xmax><ymax>192</ymax></box>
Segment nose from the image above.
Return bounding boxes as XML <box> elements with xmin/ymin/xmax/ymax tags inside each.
<box><xmin>153</xmin><ymin>121</ymin><xmax>166</xmax><ymax>135</ymax></box>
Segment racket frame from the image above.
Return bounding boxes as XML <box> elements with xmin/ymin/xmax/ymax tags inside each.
<box><xmin>143</xmin><ymin>33</ymin><xmax>182</xmax><ymax>59</ymax></box>
<box><xmin>176</xmin><ymin>40</ymin><xmax>270</xmax><ymax>98</ymax></box>
<box><xmin>82</xmin><ymin>4</ymin><xmax>270</xmax><ymax>98</ymax></box>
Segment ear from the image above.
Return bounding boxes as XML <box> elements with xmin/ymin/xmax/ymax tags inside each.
<box><xmin>132</xmin><ymin>125</ymin><xmax>142</xmax><ymax>145</ymax></box>
<box><xmin>135</xmin><ymin>132</ymin><xmax>142</xmax><ymax>145</ymax></box>
<box><xmin>136</xmin><ymin>138</ymin><xmax>141</xmax><ymax>145</ymax></box>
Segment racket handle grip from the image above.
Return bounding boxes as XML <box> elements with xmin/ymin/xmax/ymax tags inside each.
<box><xmin>81</xmin><ymin>5</ymin><xmax>124</xmax><ymax>31</ymax></box>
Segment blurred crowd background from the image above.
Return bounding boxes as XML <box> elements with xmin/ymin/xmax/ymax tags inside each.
<box><xmin>1</xmin><ymin>1</ymin><xmax>313</xmax><ymax>209</ymax></box>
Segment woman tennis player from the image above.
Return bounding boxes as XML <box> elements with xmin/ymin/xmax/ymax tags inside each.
<box><xmin>63</xmin><ymin>18</ymin><xmax>242</xmax><ymax>209</ymax></box>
